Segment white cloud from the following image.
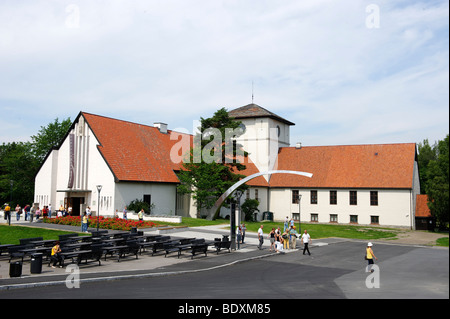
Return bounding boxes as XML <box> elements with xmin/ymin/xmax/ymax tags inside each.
<box><xmin>0</xmin><ymin>0</ymin><xmax>448</xmax><ymax>146</ymax></box>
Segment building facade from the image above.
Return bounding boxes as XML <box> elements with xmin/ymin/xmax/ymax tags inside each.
<box><xmin>35</xmin><ymin>104</ymin><xmax>421</xmax><ymax>229</ymax></box>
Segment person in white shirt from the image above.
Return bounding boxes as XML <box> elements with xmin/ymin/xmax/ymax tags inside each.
<box><xmin>301</xmin><ymin>230</ymin><xmax>311</xmax><ymax>255</ymax></box>
<box><xmin>257</xmin><ymin>225</ymin><xmax>264</xmax><ymax>250</ymax></box>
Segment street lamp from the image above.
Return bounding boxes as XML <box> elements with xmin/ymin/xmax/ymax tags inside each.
<box><xmin>230</xmin><ymin>189</ymin><xmax>243</xmax><ymax>250</ymax></box>
<box><xmin>297</xmin><ymin>194</ymin><xmax>302</xmax><ymax>235</ymax></box>
<box><xmin>96</xmin><ymin>185</ymin><xmax>102</xmax><ymax>231</ymax></box>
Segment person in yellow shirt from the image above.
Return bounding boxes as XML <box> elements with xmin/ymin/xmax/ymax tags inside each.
<box><xmin>51</xmin><ymin>241</ymin><xmax>62</xmax><ymax>268</ymax></box>
<box><xmin>4</xmin><ymin>203</ymin><xmax>11</xmax><ymax>224</ymax></box>
<box><xmin>366</xmin><ymin>242</ymin><xmax>378</xmax><ymax>272</ymax></box>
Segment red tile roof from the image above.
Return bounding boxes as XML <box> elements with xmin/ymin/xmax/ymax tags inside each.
<box><xmin>82</xmin><ymin>112</ymin><xmax>268</xmax><ymax>185</ymax></box>
<box><xmin>415</xmin><ymin>194</ymin><xmax>432</xmax><ymax>217</ymax></box>
<box><xmin>83</xmin><ymin>112</ymin><xmax>188</xmax><ymax>183</ymax></box>
<box><xmin>81</xmin><ymin>112</ymin><xmax>417</xmax><ymax>189</ymax></box>
<box><xmin>270</xmin><ymin>143</ymin><xmax>417</xmax><ymax>189</ymax></box>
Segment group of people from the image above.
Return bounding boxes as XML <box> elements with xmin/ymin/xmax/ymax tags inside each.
<box><xmin>257</xmin><ymin>224</ymin><xmax>312</xmax><ymax>255</ymax></box>
<box><xmin>2</xmin><ymin>203</ymin><xmax>53</xmax><ymax>222</ymax></box>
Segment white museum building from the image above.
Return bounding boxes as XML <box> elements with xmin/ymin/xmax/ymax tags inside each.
<box><xmin>34</xmin><ymin>104</ymin><xmax>422</xmax><ymax>229</ymax></box>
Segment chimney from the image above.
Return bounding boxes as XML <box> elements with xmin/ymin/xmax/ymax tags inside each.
<box><xmin>154</xmin><ymin>122</ymin><xmax>168</xmax><ymax>134</ymax></box>
<box><xmin>295</xmin><ymin>142</ymin><xmax>302</xmax><ymax>149</ymax></box>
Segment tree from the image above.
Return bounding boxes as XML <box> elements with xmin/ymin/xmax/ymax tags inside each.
<box><xmin>30</xmin><ymin>117</ymin><xmax>72</xmax><ymax>162</ymax></box>
<box><xmin>424</xmin><ymin>135</ymin><xmax>449</xmax><ymax>229</ymax></box>
<box><xmin>177</xmin><ymin>108</ymin><xmax>248</xmax><ymax>219</ymax></box>
<box><xmin>241</xmin><ymin>199</ymin><xmax>260</xmax><ymax>222</ymax></box>
<box><xmin>0</xmin><ymin>142</ymin><xmax>38</xmax><ymax>206</ymax></box>
<box><xmin>418</xmin><ymin>134</ymin><xmax>449</xmax><ymax>230</ymax></box>
<box><xmin>0</xmin><ymin>117</ymin><xmax>72</xmax><ymax>206</ymax></box>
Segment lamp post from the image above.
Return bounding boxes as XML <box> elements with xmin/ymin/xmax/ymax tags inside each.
<box><xmin>297</xmin><ymin>194</ymin><xmax>302</xmax><ymax>235</ymax></box>
<box><xmin>230</xmin><ymin>189</ymin><xmax>243</xmax><ymax>250</ymax></box>
<box><xmin>96</xmin><ymin>185</ymin><xmax>102</xmax><ymax>232</ymax></box>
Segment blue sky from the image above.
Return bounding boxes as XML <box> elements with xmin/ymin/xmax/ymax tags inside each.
<box><xmin>0</xmin><ymin>0</ymin><xmax>448</xmax><ymax>147</ymax></box>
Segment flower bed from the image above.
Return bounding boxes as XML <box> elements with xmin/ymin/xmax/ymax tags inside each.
<box><xmin>43</xmin><ymin>216</ymin><xmax>159</xmax><ymax>231</ymax></box>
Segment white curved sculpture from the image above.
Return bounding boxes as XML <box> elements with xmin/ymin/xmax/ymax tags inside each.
<box><xmin>207</xmin><ymin>170</ymin><xmax>313</xmax><ymax>219</ymax></box>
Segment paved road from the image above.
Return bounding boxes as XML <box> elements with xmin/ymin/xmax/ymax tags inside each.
<box><xmin>1</xmin><ymin>240</ymin><xmax>447</xmax><ymax>301</ymax></box>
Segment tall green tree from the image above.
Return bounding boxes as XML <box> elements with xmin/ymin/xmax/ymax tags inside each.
<box><xmin>177</xmin><ymin>108</ymin><xmax>248</xmax><ymax>219</ymax></box>
<box><xmin>0</xmin><ymin>117</ymin><xmax>72</xmax><ymax>206</ymax></box>
<box><xmin>418</xmin><ymin>134</ymin><xmax>449</xmax><ymax>229</ymax></box>
<box><xmin>0</xmin><ymin>142</ymin><xmax>37</xmax><ymax>206</ymax></box>
<box><xmin>30</xmin><ymin>117</ymin><xmax>72</xmax><ymax>162</ymax></box>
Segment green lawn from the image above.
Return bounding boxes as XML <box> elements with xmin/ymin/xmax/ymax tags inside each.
<box><xmin>166</xmin><ymin>218</ymin><xmax>400</xmax><ymax>241</ymax></box>
<box><xmin>2</xmin><ymin>218</ymin><xmax>447</xmax><ymax>246</ymax></box>
<box><xmin>0</xmin><ymin>225</ymin><xmax>87</xmax><ymax>245</ymax></box>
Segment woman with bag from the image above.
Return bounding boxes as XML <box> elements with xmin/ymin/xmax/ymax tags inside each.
<box><xmin>366</xmin><ymin>242</ymin><xmax>378</xmax><ymax>272</ymax></box>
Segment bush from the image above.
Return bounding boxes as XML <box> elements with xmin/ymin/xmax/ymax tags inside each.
<box><xmin>127</xmin><ymin>199</ymin><xmax>153</xmax><ymax>215</ymax></box>
<box><xmin>241</xmin><ymin>199</ymin><xmax>260</xmax><ymax>222</ymax></box>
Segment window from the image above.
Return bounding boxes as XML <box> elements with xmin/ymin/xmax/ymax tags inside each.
<box><xmin>371</xmin><ymin>216</ymin><xmax>379</xmax><ymax>224</ymax></box>
<box><xmin>370</xmin><ymin>191</ymin><xmax>378</xmax><ymax>206</ymax></box>
<box><xmin>350</xmin><ymin>191</ymin><xmax>357</xmax><ymax>205</ymax></box>
<box><xmin>330</xmin><ymin>190</ymin><xmax>337</xmax><ymax>205</ymax></box>
<box><xmin>311</xmin><ymin>190</ymin><xmax>318</xmax><ymax>204</ymax></box>
<box><xmin>143</xmin><ymin>194</ymin><xmax>152</xmax><ymax>208</ymax></box>
<box><xmin>255</xmin><ymin>189</ymin><xmax>259</xmax><ymax>201</ymax></box>
<box><xmin>330</xmin><ymin>214</ymin><xmax>338</xmax><ymax>223</ymax></box>
<box><xmin>246</xmin><ymin>189</ymin><xmax>250</xmax><ymax>200</ymax></box>
<box><xmin>350</xmin><ymin>215</ymin><xmax>358</xmax><ymax>224</ymax></box>
<box><xmin>310</xmin><ymin>214</ymin><xmax>318</xmax><ymax>222</ymax></box>
<box><xmin>292</xmin><ymin>190</ymin><xmax>299</xmax><ymax>204</ymax></box>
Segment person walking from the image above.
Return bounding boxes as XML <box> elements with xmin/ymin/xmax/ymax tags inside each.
<box><xmin>241</xmin><ymin>223</ymin><xmax>246</xmax><ymax>243</ymax></box>
<box><xmin>4</xmin><ymin>203</ymin><xmax>11</xmax><ymax>225</ymax></box>
<box><xmin>282</xmin><ymin>228</ymin><xmax>290</xmax><ymax>250</ymax></box>
<box><xmin>15</xmin><ymin>204</ymin><xmax>21</xmax><ymax>221</ymax></box>
<box><xmin>366</xmin><ymin>242</ymin><xmax>378</xmax><ymax>272</ymax></box>
<box><xmin>257</xmin><ymin>225</ymin><xmax>264</xmax><ymax>250</ymax></box>
<box><xmin>301</xmin><ymin>229</ymin><xmax>311</xmax><ymax>255</ymax></box>
<box><xmin>268</xmin><ymin>228</ymin><xmax>276</xmax><ymax>251</ymax></box>
<box><xmin>81</xmin><ymin>212</ymin><xmax>89</xmax><ymax>232</ymax></box>
<box><xmin>290</xmin><ymin>226</ymin><xmax>298</xmax><ymax>249</ymax></box>
<box><xmin>138</xmin><ymin>209</ymin><xmax>144</xmax><ymax>221</ymax></box>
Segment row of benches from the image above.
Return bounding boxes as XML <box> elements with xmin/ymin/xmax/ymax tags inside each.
<box><xmin>1</xmin><ymin>233</ymin><xmax>233</xmax><ymax>268</ymax></box>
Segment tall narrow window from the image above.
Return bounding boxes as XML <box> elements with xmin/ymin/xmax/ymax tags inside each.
<box><xmin>143</xmin><ymin>194</ymin><xmax>152</xmax><ymax>208</ymax></box>
<box><xmin>330</xmin><ymin>190</ymin><xmax>337</xmax><ymax>205</ymax></box>
<box><xmin>292</xmin><ymin>190</ymin><xmax>299</xmax><ymax>204</ymax></box>
<box><xmin>370</xmin><ymin>191</ymin><xmax>378</xmax><ymax>206</ymax></box>
<box><xmin>311</xmin><ymin>190</ymin><xmax>318</xmax><ymax>204</ymax></box>
<box><xmin>350</xmin><ymin>191</ymin><xmax>357</xmax><ymax>205</ymax></box>
<box><xmin>255</xmin><ymin>189</ymin><xmax>259</xmax><ymax>201</ymax></box>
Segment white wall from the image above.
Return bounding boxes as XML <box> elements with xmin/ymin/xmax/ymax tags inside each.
<box><xmin>269</xmin><ymin>188</ymin><xmax>414</xmax><ymax>228</ymax></box>
<box><xmin>114</xmin><ymin>182</ymin><xmax>177</xmax><ymax>216</ymax></box>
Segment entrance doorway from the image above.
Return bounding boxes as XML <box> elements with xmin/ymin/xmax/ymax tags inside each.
<box><xmin>65</xmin><ymin>197</ymin><xmax>84</xmax><ymax>216</ymax></box>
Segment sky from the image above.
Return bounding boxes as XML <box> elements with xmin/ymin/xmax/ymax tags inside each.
<box><xmin>0</xmin><ymin>0</ymin><xmax>448</xmax><ymax>147</ymax></box>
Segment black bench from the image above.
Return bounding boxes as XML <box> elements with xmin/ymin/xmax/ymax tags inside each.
<box><xmin>215</xmin><ymin>240</ymin><xmax>232</xmax><ymax>254</ymax></box>
<box><xmin>163</xmin><ymin>241</ymin><xmax>191</xmax><ymax>258</ymax></box>
<box><xmin>150</xmin><ymin>236</ymin><xmax>172</xmax><ymax>256</ymax></box>
<box><xmin>116</xmin><ymin>240</ymin><xmax>140</xmax><ymax>262</ymax></box>
<box><xmin>19</xmin><ymin>237</ymin><xmax>43</xmax><ymax>245</ymax></box>
<box><xmin>191</xmin><ymin>244</ymin><xmax>208</xmax><ymax>259</ymax></box>
<box><xmin>58</xmin><ymin>233</ymin><xmax>79</xmax><ymax>241</ymax></box>
<box><xmin>76</xmin><ymin>244</ymin><xmax>103</xmax><ymax>266</ymax></box>
<box><xmin>0</xmin><ymin>243</ymin><xmax>15</xmax><ymax>256</ymax></box>
<box><xmin>8</xmin><ymin>245</ymin><xmax>33</xmax><ymax>263</ymax></box>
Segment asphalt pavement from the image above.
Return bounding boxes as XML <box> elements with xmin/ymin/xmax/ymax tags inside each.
<box><xmin>1</xmin><ymin>217</ymin><xmax>448</xmax><ymax>299</ymax></box>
